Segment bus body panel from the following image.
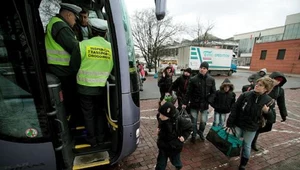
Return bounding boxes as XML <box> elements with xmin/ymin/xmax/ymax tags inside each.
<box><xmin>0</xmin><ymin>140</ymin><xmax>56</xmax><ymax>170</ymax></box>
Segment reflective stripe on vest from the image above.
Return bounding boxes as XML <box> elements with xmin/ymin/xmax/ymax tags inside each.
<box><xmin>77</xmin><ymin>37</ymin><xmax>113</xmax><ymax>87</ymax></box>
<box><xmin>45</xmin><ymin>17</ymin><xmax>71</xmax><ymax>66</ymax></box>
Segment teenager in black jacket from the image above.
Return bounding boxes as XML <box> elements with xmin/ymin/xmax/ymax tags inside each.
<box><xmin>156</xmin><ymin>102</ymin><xmax>192</xmax><ymax>170</ymax></box>
<box><xmin>227</xmin><ymin>77</ymin><xmax>275</xmax><ymax>170</ymax></box>
<box><xmin>251</xmin><ymin>71</ymin><xmax>288</xmax><ymax>151</ymax></box>
<box><xmin>182</xmin><ymin>62</ymin><xmax>216</xmax><ymax>143</ymax></box>
<box><xmin>158</xmin><ymin>67</ymin><xmax>173</xmax><ymax>107</ymax></box>
<box><xmin>212</xmin><ymin>78</ymin><xmax>236</xmax><ymax>127</ymax></box>
<box><xmin>169</xmin><ymin>68</ymin><xmax>192</xmax><ymax>110</ymax></box>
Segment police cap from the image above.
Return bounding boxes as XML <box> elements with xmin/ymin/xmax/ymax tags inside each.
<box><xmin>89</xmin><ymin>18</ymin><xmax>108</xmax><ymax>32</ymax></box>
<box><xmin>59</xmin><ymin>3</ymin><xmax>82</xmax><ymax>15</ymax></box>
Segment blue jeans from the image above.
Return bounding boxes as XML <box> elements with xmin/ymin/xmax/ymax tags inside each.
<box><xmin>233</xmin><ymin>126</ymin><xmax>256</xmax><ymax>159</ymax></box>
<box><xmin>213</xmin><ymin>112</ymin><xmax>227</xmax><ymax>127</ymax></box>
<box><xmin>190</xmin><ymin>109</ymin><xmax>208</xmax><ymax>137</ymax></box>
<box><xmin>155</xmin><ymin>150</ymin><xmax>182</xmax><ymax>170</ymax></box>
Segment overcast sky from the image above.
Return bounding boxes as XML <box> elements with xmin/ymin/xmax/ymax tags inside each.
<box><xmin>125</xmin><ymin>0</ymin><xmax>300</xmax><ymax>40</ymax></box>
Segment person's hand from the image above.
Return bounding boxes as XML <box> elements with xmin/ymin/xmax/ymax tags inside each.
<box><xmin>281</xmin><ymin>116</ymin><xmax>287</xmax><ymax>122</ymax></box>
<box><xmin>178</xmin><ymin>136</ymin><xmax>185</xmax><ymax>142</ymax></box>
<box><xmin>157</xmin><ymin>128</ymin><xmax>160</xmax><ymax>135</ymax></box>
<box><xmin>182</xmin><ymin>104</ymin><xmax>187</xmax><ymax>109</ymax></box>
<box><xmin>165</xmin><ymin>92</ymin><xmax>170</xmax><ymax>96</ymax></box>
<box><xmin>262</xmin><ymin>105</ymin><xmax>270</xmax><ymax>113</ymax></box>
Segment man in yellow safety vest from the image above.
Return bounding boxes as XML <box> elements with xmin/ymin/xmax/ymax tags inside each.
<box><xmin>45</xmin><ymin>3</ymin><xmax>83</xmax><ymax>128</ymax></box>
<box><xmin>72</xmin><ymin>18</ymin><xmax>113</xmax><ymax>147</ymax></box>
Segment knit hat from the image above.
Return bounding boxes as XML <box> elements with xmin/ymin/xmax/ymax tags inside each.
<box><xmin>200</xmin><ymin>62</ymin><xmax>209</xmax><ymax>69</ymax></box>
<box><xmin>158</xmin><ymin>102</ymin><xmax>176</xmax><ymax>118</ymax></box>
<box><xmin>184</xmin><ymin>68</ymin><xmax>192</xmax><ymax>74</ymax></box>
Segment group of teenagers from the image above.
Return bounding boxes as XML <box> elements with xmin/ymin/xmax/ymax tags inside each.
<box><xmin>155</xmin><ymin>63</ymin><xmax>288</xmax><ymax>170</ymax></box>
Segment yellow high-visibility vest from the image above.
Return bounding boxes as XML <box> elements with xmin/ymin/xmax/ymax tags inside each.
<box><xmin>77</xmin><ymin>36</ymin><xmax>113</xmax><ymax>87</ymax></box>
<box><xmin>45</xmin><ymin>17</ymin><xmax>71</xmax><ymax>66</ymax></box>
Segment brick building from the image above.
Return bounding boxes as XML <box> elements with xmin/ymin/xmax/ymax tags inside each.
<box><xmin>234</xmin><ymin>13</ymin><xmax>300</xmax><ymax>74</ymax></box>
<box><xmin>251</xmin><ymin>39</ymin><xmax>300</xmax><ymax>74</ymax></box>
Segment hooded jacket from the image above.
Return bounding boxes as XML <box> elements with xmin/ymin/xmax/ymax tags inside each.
<box><xmin>212</xmin><ymin>78</ymin><xmax>236</xmax><ymax>113</ymax></box>
<box><xmin>158</xmin><ymin>67</ymin><xmax>173</xmax><ymax>92</ymax></box>
<box><xmin>268</xmin><ymin>71</ymin><xmax>288</xmax><ymax>122</ymax></box>
<box><xmin>248</xmin><ymin>68</ymin><xmax>267</xmax><ymax>83</ymax></box>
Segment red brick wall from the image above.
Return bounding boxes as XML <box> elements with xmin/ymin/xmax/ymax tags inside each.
<box><xmin>250</xmin><ymin>39</ymin><xmax>300</xmax><ymax>74</ymax></box>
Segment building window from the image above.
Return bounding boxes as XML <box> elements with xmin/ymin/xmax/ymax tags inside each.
<box><xmin>260</xmin><ymin>50</ymin><xmax>267</xmax><ymax>60</ymax></box>
<box><xmin>298</xmin><ymin>52</ymin><xmax>300</xmax><ymax>60</ymax></box>
<box><xmin>277</xmin><ymin>49</ymin><xmax>286</xmax><ymax>60</ymax></box>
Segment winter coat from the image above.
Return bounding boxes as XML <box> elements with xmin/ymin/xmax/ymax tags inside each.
<box><xmin>212</xmin><ymin>78</ymin><xmax>236</xmax><ymax>113</ymax></box>
<box><xmin>169</xmin><ymin>75</ymin><xmax>190</xmax><ymax>98</ymax></box>
<box><xmin>227</xmin><ymin>91</ymin><xmax>274</xmax><ymax>132</ymax></box>
<box><xmin>157</xmin><ymin>111</ymin><xmax>193</xmax><ymax>153</ymax></box>
<box><xmin>158</xmin><ymin>71</ymin><xmax>173</xmax><ymax>93</ymax></box>
<box><xmin>247</xmin><ymin>68</ymin><xmax>267</xmax><ymax>83</ymax></box>
<box><xmin>268</xmin><ymin>71</ymin><xmax>288</xmax><ymax>122</ymax></box>
<box><xmin>183</xmin><ymin>73</ymin><xmax>216</xmax><ymax>110</ymax></box>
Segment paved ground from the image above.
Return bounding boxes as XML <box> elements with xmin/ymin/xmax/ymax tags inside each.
<box><xmin>107</xmin><ymin>88</ymin><xmax>300</xmax><ymax>170</ymax></box>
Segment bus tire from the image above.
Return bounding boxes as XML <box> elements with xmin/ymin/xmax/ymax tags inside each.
<box><xmin>228</xmin><ymin>70</ymin><xmax>233</xmax><ymax>76</ymax></box>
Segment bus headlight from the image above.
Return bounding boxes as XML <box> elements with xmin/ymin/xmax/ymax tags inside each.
<box><xmin>136</xmin><ymin>128</ymin><xmax>140</xmax><ymax>138</ymax></box>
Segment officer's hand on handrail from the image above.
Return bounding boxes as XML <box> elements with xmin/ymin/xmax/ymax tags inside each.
<box><xmin>182</xmin><ymin>104</ymin><xmax>186</xmax><ymax>109</ymax></box>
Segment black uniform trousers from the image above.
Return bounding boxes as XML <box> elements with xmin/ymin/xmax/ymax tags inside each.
<box><xmin>79</xmin><ymin>94</ymin><xmax>107</xmax><ymax>145</ymax></box>
<box><xmin>58</xmin><ymin>75</ymin><xmax>84</xmax><ymax>127</ymax></box>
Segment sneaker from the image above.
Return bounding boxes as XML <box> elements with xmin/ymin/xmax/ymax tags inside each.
<box><xmin>191</xmin><ymin>136</ymin><xmax>196</xmax><ymax>144</ymax></box>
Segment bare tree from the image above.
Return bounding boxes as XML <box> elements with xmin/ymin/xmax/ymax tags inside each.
<box><xmin>202</xmin><ymin>21</ymin><xmax>214</xmax><ymax>47</ymax></box>
<box><xmin>189</xmin><ymin>19</ymin><xmax>215</xmax><ymax>47</ymax></box>
<box><xmin>189</xmin><ymin>17</ymin><xmax>202</xmax><ymax>46</ymax></box>
<box><xmin>39</xmin><ymin>0</ymin><xmax>61</xmax><ymax>30</ymax></box>
<box><xmin>131</xmin><ymin>9</ymin><xmax>184</xmax><ymax>72</ymax></box>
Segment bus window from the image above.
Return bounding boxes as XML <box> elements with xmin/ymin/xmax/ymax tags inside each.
<box><xmin>119</xmin><ymin>0</ymin><xmax>140</xmax><ymax>106</ymax></box>
<box><xmin>0</xmin><ymin>9</ymin><xmax>48</xmax><ymax>140</ymax></box>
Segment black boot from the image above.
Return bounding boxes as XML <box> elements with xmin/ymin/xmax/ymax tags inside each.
<box><xmin>191</xmin><ymin>136</ymin><xmax>196</xmax><ymax>144</ymax></box>
<box><xmin>198</xmin><ymin>122</ymin><xmax>206</xmax><ymax>140</ymax></box>
<box><xmin>251</xmin><ymin>132</ymin><xmax>259</xmax><ymax>151</ymax></box>
<box><xmin>239</xmin><ymin>157</ymin><xmax>249</xmax><ymax>170</ymax></box>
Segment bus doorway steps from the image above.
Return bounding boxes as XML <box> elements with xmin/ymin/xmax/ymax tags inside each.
<box><xmin>71</xmin><ymin>126</ymin><xmax>87</xmax><ymax>139</ymax></box>
<box><xmin>72</xmin><ymin>151</ymin><xmax>110</xmax><ymax>170</ymax></box>
<box><xmin>72</xmin><ymin>139</ymin><xmax>112</xmax><ymax>156</ymax></box>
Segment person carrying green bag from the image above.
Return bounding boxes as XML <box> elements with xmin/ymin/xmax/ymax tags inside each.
<box><xmin>226</xmin><ymin>77</ymin><xmax>275</xmax><ymax>170</ymax></box>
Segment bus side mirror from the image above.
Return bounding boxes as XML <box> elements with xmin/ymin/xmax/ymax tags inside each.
<box><xmin>155</xmin><ymin>0</ymin><xmax>166</xmax><ymax>20</ymax></box>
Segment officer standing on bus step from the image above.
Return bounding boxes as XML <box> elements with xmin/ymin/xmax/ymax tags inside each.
<box><xmin>45</xmin><ymin>3</ymin><xmax>83</xmax><ymax>128</ymax></box>
<box><xmin>72</xmin><ymin>18</ymin><xmax>113</xmax><ymax>147</ymax></box>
